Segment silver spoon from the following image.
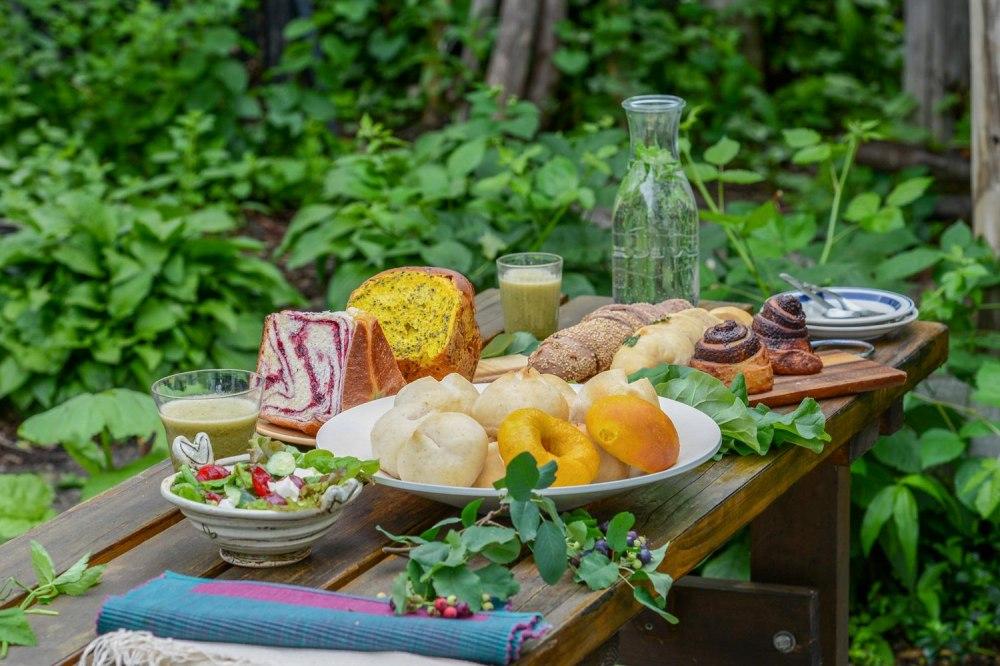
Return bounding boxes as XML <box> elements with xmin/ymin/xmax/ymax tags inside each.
<box><xmin>779</xmin><ymin>273</ymin><xmax>861</xmax><ymax>319</ymax></box>
<box><xmin>798</xmin><ymin>278</ymin><xmax>882</xmax><ymax>318</ymax></box>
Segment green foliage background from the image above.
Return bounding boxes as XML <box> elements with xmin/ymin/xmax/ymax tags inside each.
<box><xmin>0</xmin><ymin>0</ymin><xmax>996</xmax><ymax>661</ymax></box>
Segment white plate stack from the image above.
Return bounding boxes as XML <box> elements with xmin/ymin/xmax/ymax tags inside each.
<box><xmin>781</xmin><ymin>288</ymin><xmax>919</xmax><ymax>341</ymax></box>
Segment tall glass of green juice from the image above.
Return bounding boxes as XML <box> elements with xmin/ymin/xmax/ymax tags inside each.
<box><xmin>151</xmin><ymin>369</ymin><xmax>262</xmax><ymax>468</ymax></box>
<box><xmin>497</xmin><ymin>253</ymin><xmax>563</xmax><ymax>339</ymax></box>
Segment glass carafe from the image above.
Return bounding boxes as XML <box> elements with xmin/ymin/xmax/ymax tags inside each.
<box><xmin>611</xmin><ymin>95</ymin><xmax>699</xmax><ymax>304</ymax></box>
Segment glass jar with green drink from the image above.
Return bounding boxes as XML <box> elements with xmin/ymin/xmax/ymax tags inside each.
<box><xmin>151</xmin><ymin>369</ymin><xmax>262</xmax><ymax>468</ymax></box>
<box><xmin>497</xmin><ymin>252</ymin><xmax>563</xmax><ymax>339</ymax></box>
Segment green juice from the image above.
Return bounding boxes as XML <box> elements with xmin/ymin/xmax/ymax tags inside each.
<box><xmin>499</xmin><ymin>268</ymin><xmax>562</xmax><ymax>339</ymax></box>
<box><xmin>160</xmin><ymin>396</ymin><xmax>259</xmax><ymax>465</ymax></box>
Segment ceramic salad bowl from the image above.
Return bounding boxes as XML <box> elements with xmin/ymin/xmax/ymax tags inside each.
<box><xmin>161</xmin><ymin>454</ymin><xmax>363</xmax><ymax>568</ymax></box>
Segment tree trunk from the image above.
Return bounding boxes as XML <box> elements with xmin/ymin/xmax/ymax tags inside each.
<box><xmin>485</xmin><ymin>0</ymin><xmax>539</xmax><ymax>100</ymax></box>
<box><xmin>526</xmin><ymin>0</ymin><xmax>567</xmax><ymax>112</ymax></box>
<box><xmin>971</xmin><ymin>0</ymin><xmax>1000</xmax><ymax>251</ymax></box>
<box><xmin>904</xmin><ymin>0</ymin><xmax>970</xmax><ymax>143</ymax></box>
<box><xmin>705</xmin><ymin>0</ymin><xmax>765</xmax><ymax>73</ymax></box>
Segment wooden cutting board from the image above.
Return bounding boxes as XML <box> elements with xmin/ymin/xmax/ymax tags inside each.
<box><xmin>749</xmin><ymin>350</ymin><xmax>907</xmax><ymax>407</ymax></box>
<box><xmin>256</xmin><ymin>419</ymin><xmax>318</xmax><ymax>447</ymax></box>
<box><xmin>472</xmin><ymin>351</ymin><xmax>907</xmax><ymax>408</ymax></box>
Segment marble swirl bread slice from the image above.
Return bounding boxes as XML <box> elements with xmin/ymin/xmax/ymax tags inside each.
<box><xmin>348</xmin><ymin>267</ymin><xmax>482</xmax><ymax>382</ymax></box>
<box><xmin>256</xmin><ymin>309</ymin><xmax>406</xmax><ymax>435</ymax></box>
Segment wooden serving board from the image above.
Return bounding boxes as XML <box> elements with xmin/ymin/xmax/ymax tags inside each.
<box><xmin>473</xmin><ymin>353</ymin><xmax>530</xmax><ymax>382</ymax></box>
<box><xmin>749</xmin><ymin>350</ymin><xmax>907</xmax><ymax>407</ymax></box>
<box><xmin>472</xmin><ymin>350</ymin><xmax>907</xmax><ymax>409</ymax></box>
<box><xmin>255</xmin><ymin>419</ymin><xmax>317</xmax><ymax>447</ymax></box>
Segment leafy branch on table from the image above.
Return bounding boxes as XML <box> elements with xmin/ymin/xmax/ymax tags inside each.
<box><xmin>377</xmin><ymin>452</ymin><xmax>677</xmax><ymax>623</ymax></box>
<box><xmin>0</xmin><ymin>541</ymin><xmax>106</xmax><ymax>659</ymax></box>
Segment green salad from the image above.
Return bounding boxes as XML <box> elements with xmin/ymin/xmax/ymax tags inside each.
<box><xmin>170</xmin><ymin>436</ymin><xmax>379</xmax><ymax>511</ymax></box>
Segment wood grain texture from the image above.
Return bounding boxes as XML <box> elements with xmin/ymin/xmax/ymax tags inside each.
<box><xmin>0</xmin><ymin>459</ymin><xmax>178</xmax><ymax>603</ymax></box>
<box><xmin>904</xmin><ymin>0</ymin><xmax>970</xmax><ymax>142</ymax></box>
<box><xmin>749</xmin><ymin>350</ymin><xmax>908</xmax><ymax>407</ymax></box>
<box><xmin>751</xmin><ymin>462</ymin><xmax>850</xmax><ymax>665</ymax></box>
<box><xmin>971</xmin><ymin>0</ymin><xmax>1000</xmax><ymax>250</ymax></box>
<box><xmin>618</xmin><ymin>577</ymin><xmax>821</xmax><ymax>665</ymax></box>
<box><xmin>0</xmin><ymin>295</ymin><xmax>947</xmax><ymax>665</ymax></box>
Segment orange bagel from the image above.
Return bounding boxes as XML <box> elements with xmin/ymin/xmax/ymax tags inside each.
<box><xmin>584</xmin><ymin>395</ymin><xmax>679</xmax><ymax>473</ymax></box>
<box><xmin>498</xmin><ymin>409</ymin><xmax>600</xmax><ymax>487</ymax></box>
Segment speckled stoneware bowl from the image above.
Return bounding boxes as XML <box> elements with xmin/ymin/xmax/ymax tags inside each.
<box><xmin>160</xmin><ymin>454</ymin><xmax>363</xmax><ymax>568</ymax></box>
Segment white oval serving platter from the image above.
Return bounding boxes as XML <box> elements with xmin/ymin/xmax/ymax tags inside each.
<box><xmin>316</xmin><ymin>384</ymin><xmax>722</xmax><ymax>510</ymax></box>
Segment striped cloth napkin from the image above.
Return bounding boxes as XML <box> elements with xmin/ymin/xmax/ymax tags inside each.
<box><xmin>94</xmin><ymin>572</ymin><xmax>549</xmax><ymax>666</ymax></box>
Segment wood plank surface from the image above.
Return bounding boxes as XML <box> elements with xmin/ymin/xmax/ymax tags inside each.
<box><xmin>750</xmin><ymin>350</ymin><xmax>907</xmax><ymax>407</ymax></box>
<box><xmin>0</xmin><ymin>293</ymin><xmax>948</xmax><ymax>665</ymax></box>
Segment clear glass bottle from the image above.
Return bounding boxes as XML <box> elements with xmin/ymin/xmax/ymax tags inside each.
<box><xmin>611</xmin><ymin>95</ymin><xmax>699</xmax><ymax>304</ymax></box>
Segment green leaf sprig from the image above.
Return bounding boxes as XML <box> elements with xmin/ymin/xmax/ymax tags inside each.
<box><xmin>0</xmin><ymin>541</ymin><xmax>106</xmax><ymax>659</ymax></box>
<box><xmin>377</xmin><ymin>453</ymin><xmax>676</xmax><ymax>623</ymax></box>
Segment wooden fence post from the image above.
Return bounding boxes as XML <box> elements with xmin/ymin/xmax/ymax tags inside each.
<box><xmin>971</xmin><ymin>0</ymin><xmax>1000</xmax><ymax>251</ymax></box>
<box><xmin>904</xmin><ymin>0</ymin><xmax>970</xmax><ymax>143</ymax></box>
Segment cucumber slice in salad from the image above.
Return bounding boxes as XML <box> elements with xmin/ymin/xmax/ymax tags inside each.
<box><xmin>265</xmin><ymin>450</ymin><xmax>296</xmax><ymax>477</ymax></box>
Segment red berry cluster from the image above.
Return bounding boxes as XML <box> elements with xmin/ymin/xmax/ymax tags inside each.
<box><xmin>430</xmin><ymin>595</ymin><xmax>472</xmax><ymax>619</ymax></box>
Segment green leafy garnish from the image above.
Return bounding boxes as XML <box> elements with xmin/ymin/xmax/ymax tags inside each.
<box><xmin>0</xmin><ymin>541</ymin><xmax>106</xmax><ymax>659</ymax></box>
<box><xmin>379</xmin><ymin>454</ymin><xmax>676</xmax><ymax>624</ymax></box>
<box><xmin>480</xmin><ymin>331</ymin><xmax>540</xmax><ymax>358</ymax></box>
<box><xmin>630</xmin><ymin>364</ymin><xmax>831</xmax><ymax>456</ymax></box>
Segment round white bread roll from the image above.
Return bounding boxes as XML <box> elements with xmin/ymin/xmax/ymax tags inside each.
<box><xmin>473</xmin><ymin>441</ymin><xmax>506</xmax><ymax>488</ymax></box>
<box><xmin>570</xmin><ymin>368</ymin><xmax>659</xmax><ymax>423</ymax></box>
<box><xmin>594</xmin><ymin>446</ymin><xmax>630</xmax><ymax>482</ymax></box>
<box><xmin>396</xmin><ymin>412</ymin><xmax>489</xmax><ymax>487</ymax></box>
<box><xmin>370</xmin><ymin>403</ymin><xmax>433</xmax><ymax>478</ymax></box>
<box><xmin>394</xmin><ymin>373</ymin><xmax>479</xmax><ymax>415</ymax></box>
<box><xmin>472</xmin><ymin>367</ymin><xmax>571</xmax><ymax>437</ymax></box>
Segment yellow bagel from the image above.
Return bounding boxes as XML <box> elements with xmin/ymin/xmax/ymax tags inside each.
<box><xmin>498</xmin><ymin>408</ymin><xmax>600</xmax><ymax>486</ymax></box>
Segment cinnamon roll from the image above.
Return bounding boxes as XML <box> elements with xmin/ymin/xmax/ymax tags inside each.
<box><xmin>752</xmin><ymin>295</ymin><xmax>823</xmax><ymax>375</ymax></box>
<box><xmin>689</xmin><ymin>321</ymin><xmax>774</xmax><ymax>393</ymax></box>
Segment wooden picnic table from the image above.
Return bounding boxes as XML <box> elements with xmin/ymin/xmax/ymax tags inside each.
<box><xmin>0</xmin><ymin>289</ymin><xmax>947</xmax><ymax>665</ymax></box>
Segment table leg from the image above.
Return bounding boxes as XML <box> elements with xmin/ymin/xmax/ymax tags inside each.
<box><xmin>750</xmin><ymin>460</ymin><xmax>850</xmax><ymax>666</ymax></box>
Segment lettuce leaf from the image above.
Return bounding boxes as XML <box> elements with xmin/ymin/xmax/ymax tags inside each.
<box><xmin>630</xmin><ymin>364</ymin><xmax>829</xmax><ymax>456</ymax></box>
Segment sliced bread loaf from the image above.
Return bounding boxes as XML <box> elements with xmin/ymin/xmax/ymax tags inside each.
<box><xmin>347</xmin><ymin>267</ymin><xmax>482</xmax><ymax>381</ymax></box>
<box><xmin>256</xmin><ymin>309</ymin><xmax>405</xmax><ymax>435</ymax></box>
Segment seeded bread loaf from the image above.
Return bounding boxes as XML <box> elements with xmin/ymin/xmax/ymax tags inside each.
<box><xmin>348</xmin><ymin>267</ymin><xmax>482</xmax><ymax>381</ymax></box>
<box><xmin>528</xmin><ymin>299</ymin><xmax>692</xmax><ymax>382</ymax></box>
<box><xmin>256</xmin><ymin>309</ymin><xmax>406</xmax><ymax>435</ymax></box>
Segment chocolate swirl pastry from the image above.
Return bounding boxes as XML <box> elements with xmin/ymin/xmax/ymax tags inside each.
<box><xmin>690</xmin><ymin>321</ymin><xmax>774</xmax><ymax>393</ymax></box>
<box><xmin>752</xmin><ymin>295</ymin><xmax>823</xmax><ymax>375</ymax></box>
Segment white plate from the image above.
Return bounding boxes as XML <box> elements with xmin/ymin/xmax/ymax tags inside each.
<box><xmin>315</xmin><ymin>384</ymin><xmax>722</xmax><ymax>510</ymax></box>
<box><xmin>807</xmin><ymin>308</ymin><xmax>919</xmax><ymax>341</ymax></box>
<box><xmin>783</xmin><ymin>288</ymin><xmax>915</xmax><ymax>326</ymax></box>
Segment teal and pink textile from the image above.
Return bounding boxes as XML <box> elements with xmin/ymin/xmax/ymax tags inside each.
<box><xmin>96</xmin><ymin>572</ymin><xmax>549</xmax><ymax>665</ymax></box>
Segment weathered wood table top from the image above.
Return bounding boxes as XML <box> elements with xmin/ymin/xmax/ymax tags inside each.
<box><xmin>0</xmin><ymin>290</ymin><xmax>948</xmax><ymax>665</ymax></box>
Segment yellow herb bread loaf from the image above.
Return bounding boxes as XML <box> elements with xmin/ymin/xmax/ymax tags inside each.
<box><xmin>348</xmin><ymin>267</ymin><xmax>482</xmax><ymax>381</ymax></box>
<box><xmin>610</xmin><ymin>308</ymin><xmax>722</xmax><ymax>374</ymax></box>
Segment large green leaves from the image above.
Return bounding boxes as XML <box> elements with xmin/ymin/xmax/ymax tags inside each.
<box><xmin>632</xmin><ymin>365</ymin><xmax>829</xmax><ymax>456</ymax></box>
<box><xmin>19</xmin><ymin>389</ymin><xmax>163</xmax><ymax>453</ymax></box>
<box><xmin>0</xmin><ymin>475</ymin><xmax>55</xmax><ymax>543</ymax></box>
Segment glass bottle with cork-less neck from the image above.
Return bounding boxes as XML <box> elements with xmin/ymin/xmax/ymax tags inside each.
<box><xmin>611</xmin><ymin>95</ymin><xmax>699</xmax><ymax>304</ymax></box>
